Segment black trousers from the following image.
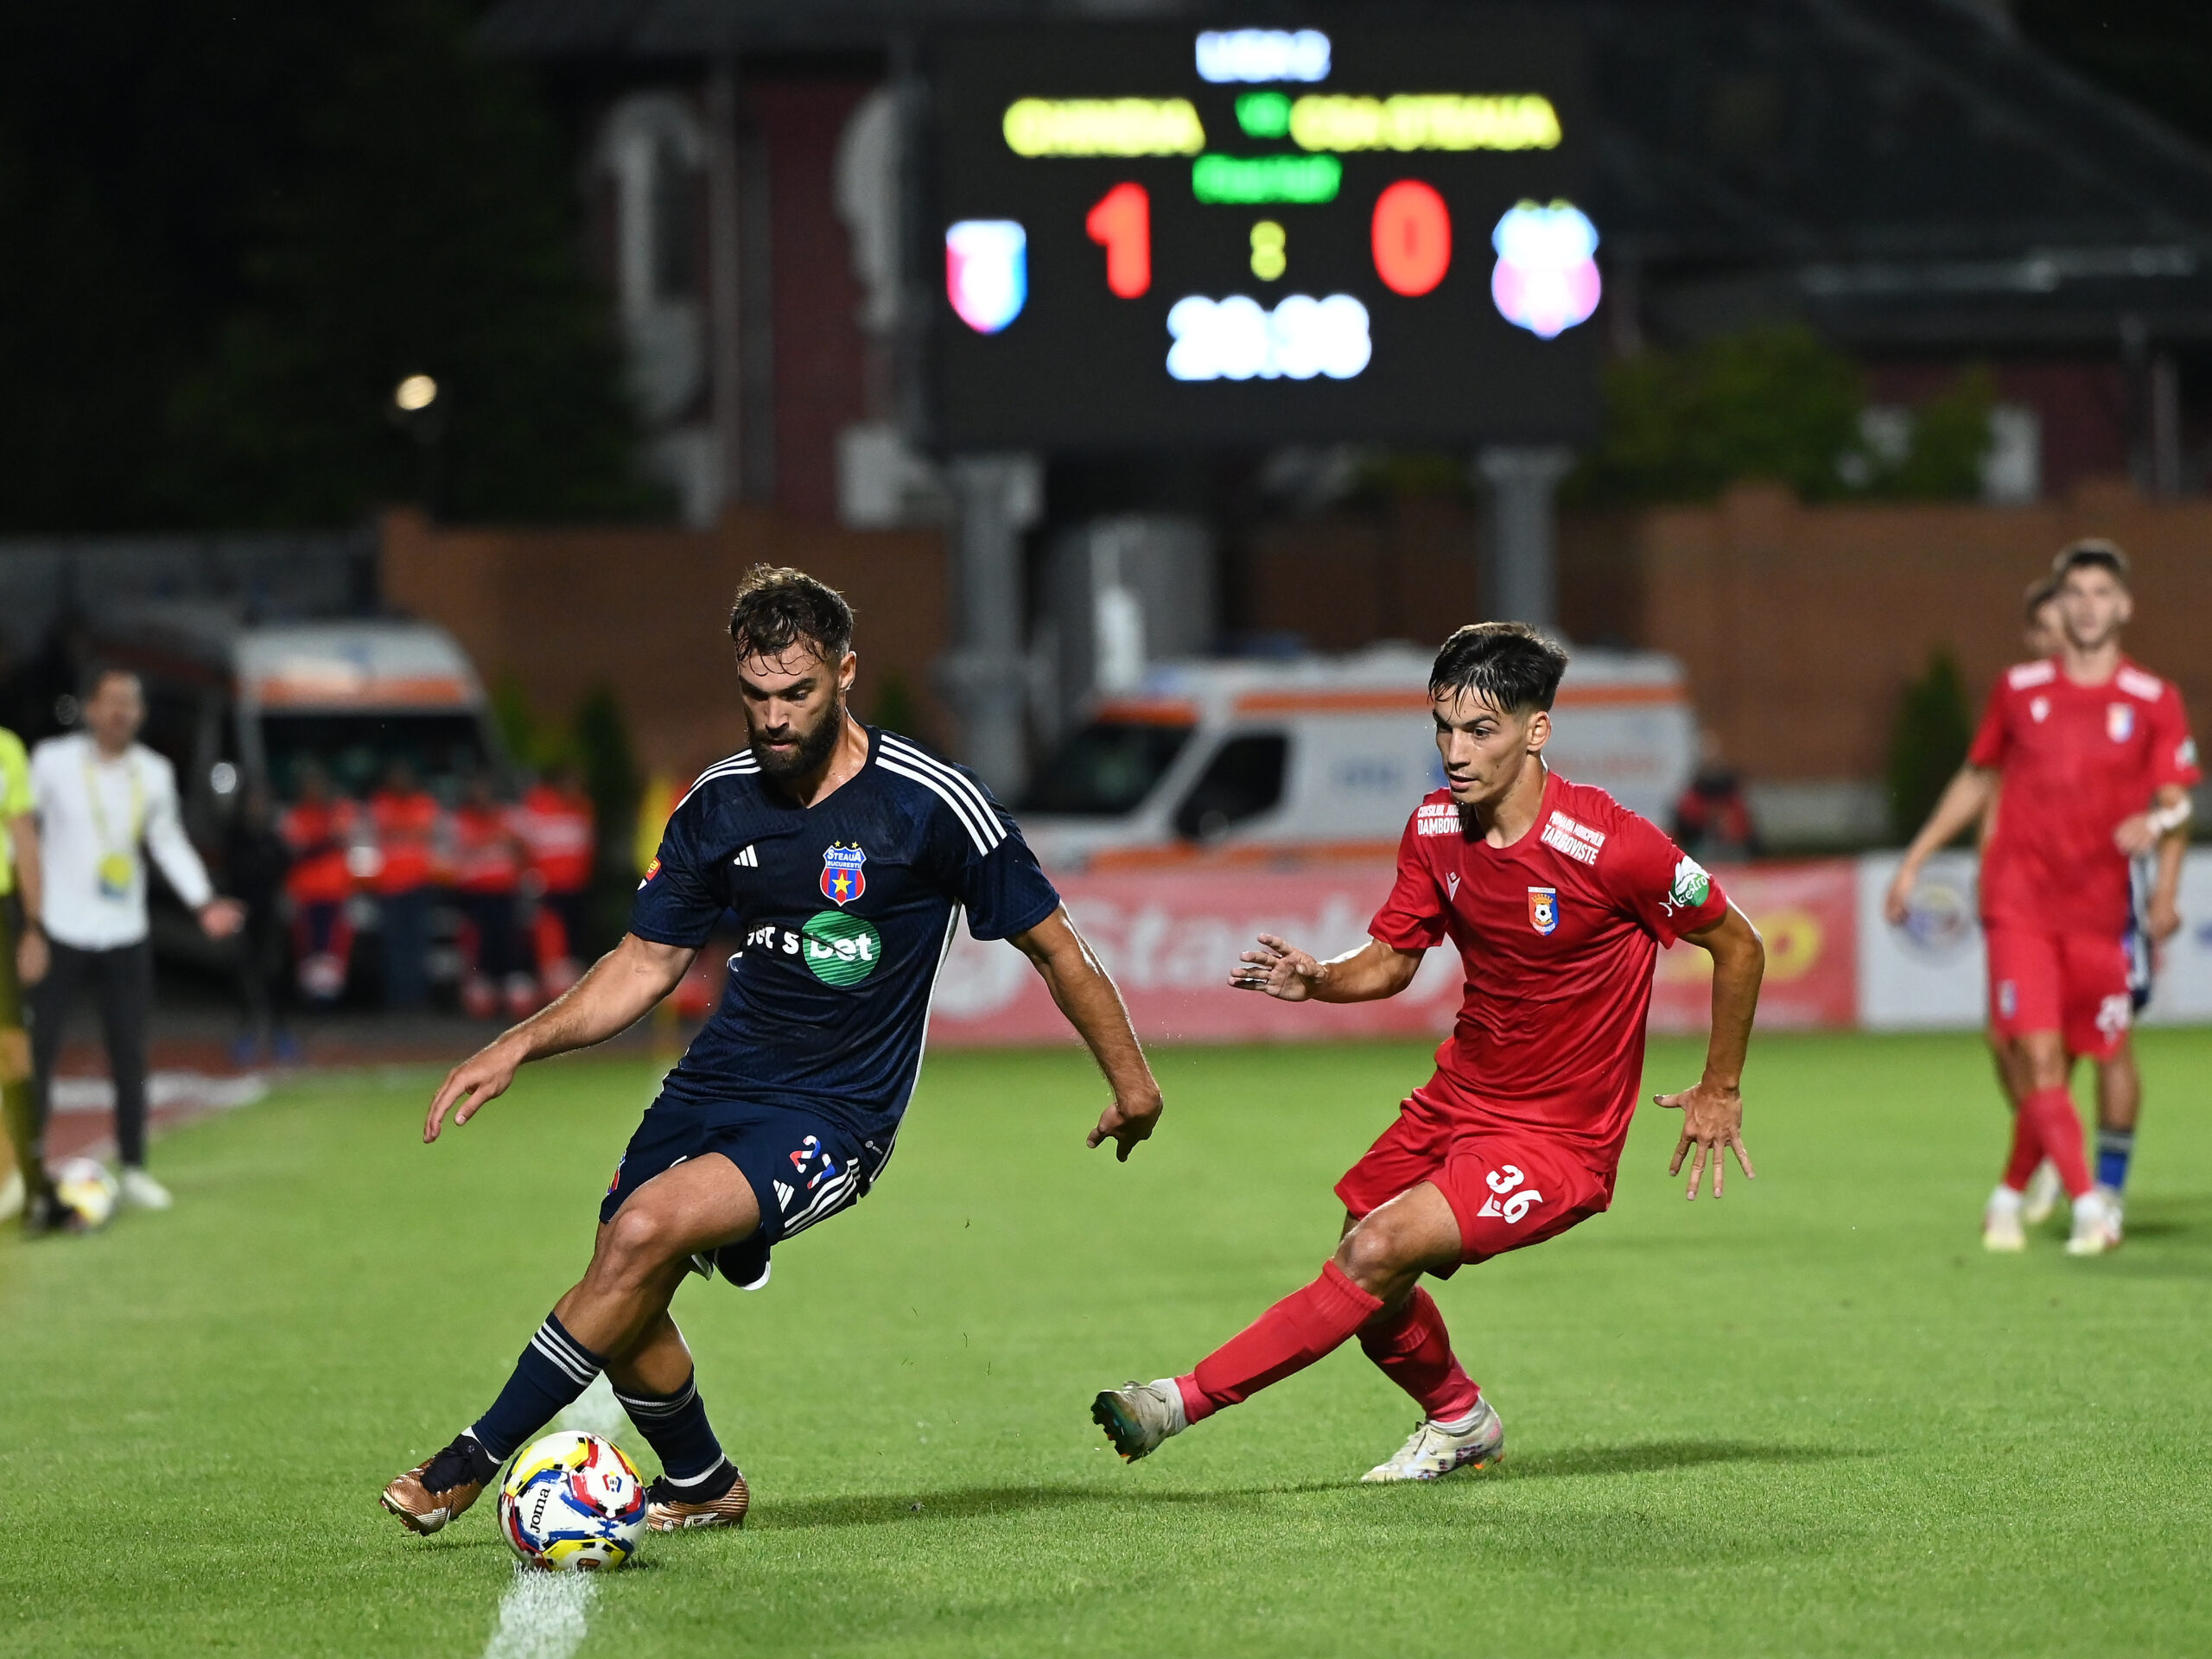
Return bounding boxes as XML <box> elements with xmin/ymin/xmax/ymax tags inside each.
<box><xmin>29</xmin><ymin>938</ymin><xmax>154</xmax><ymax>1169</ymax></box>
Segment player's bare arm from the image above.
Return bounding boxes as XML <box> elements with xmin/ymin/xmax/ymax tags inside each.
<box><xmin>1885</xmin><ymin>766</ymin><xmax>1997</xmax><ymax>925</ymax></box>
<box><xmin>423</xmin><ymin>933</ymin><xmax>699</xmax><ymax>1141</ymax></box>
<box><xmin>1009</xmin><ymin>906</ymin><xmax>1163</xmax><ymax>1160</ymax></box>
<box><xmin>2116</xmin><ymin>784</ymin><xmax>2192</xmax><ymax>944</ymax></box>
<box><xmin>1230</xmin><ymin>933</ymin><xmax>1422</xmax><ymax>1001</ymax></box>
<box><xmin>1655</xmin><ymin>901</ymin><xmax>1764</xmax><ymax>1200</ymax></box>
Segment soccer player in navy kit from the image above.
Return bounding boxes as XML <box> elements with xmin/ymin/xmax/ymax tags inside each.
<box><xmin>382</xmin><ymin>567</ymin><xmax>1163</xmax><ymax>1535</ymax></box>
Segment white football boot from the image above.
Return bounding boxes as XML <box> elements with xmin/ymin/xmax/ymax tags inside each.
<box><xmin>2020</xmin><ymin>1160</ymin><xmax>2063</xmax><ymax>1227</ymax></box>
<box><xmin>1361</xmin><ymin>1396</ymin><xmax>1506</xmax><ymax>1483</ymax></box>
<box><xmin>1091</xmin><ymin>1379</ymin><xmax>1188</xmax><ymax>1462</ymax></box>
<box><xmin>2065</xmin><ymin>1186</ymin><xmax>2122</xmax><ymax>1256</ymax></box>
<box><xmin>118</xmin><ymin>1167</ymin><xmax>173</xmax><ymax>1211</ymax></box>
<box><xmin>1982</xmin><ymin>1186</ymin><xmax>2026</xmax><ymax>1253</ymax></box>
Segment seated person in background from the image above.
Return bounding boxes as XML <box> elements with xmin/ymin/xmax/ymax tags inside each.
<box><xmin>282</xmin><ymin>764</ymin><xmax>359</xmax><ymax>1005</ymax></box>
<box><xmin>451</xmin><ymin>772</ymin><xmax>529</xmax><ymax>1020</ymax></box>
<box><xmin>369</xmin><ymin>762</ymin><xmax>442</xmax><ymax>1014</ymax></box>
<box><xmin>1672</xmin><ymin>728</ymin><xmax>1760</xmax><ymax>864</ymax></box>
<box><xmin>517</xmin><ymin>761</ymin><xmax>596</xmax><ymax>1001</ymax></box>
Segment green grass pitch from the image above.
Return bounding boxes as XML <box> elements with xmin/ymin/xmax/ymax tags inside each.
<box><xmin>4</xmin><ymin>1030</ymin><xmax>2212</xmax><ymax>1656</ymax></box>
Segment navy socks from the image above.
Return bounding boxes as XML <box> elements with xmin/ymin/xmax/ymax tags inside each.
<box><xmin>470</xmin><ymin>1313</ymin><xmax>606</xmax><ymax>1461</ymax></box>
<box><xmin>613</xmin><ymin>1370</ymin><xmax>730</xmax><ymax>1487</ymax></box>
<box><xmin>2096</xmin><ymin>1127</ymin><xmax>2134</xmax><ymax>1192</ymax></box>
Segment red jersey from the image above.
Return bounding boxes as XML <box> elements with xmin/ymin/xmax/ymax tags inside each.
<box><xmin>369</xmin><ymin>789</ymin><xmax>443</xmax><ymax>893</ymax></box>
<box><xmin>451</xmin><ymin>803</ymin><xmax>522</xmax><ymax>893</ymax></box>
<box><xmin>1370</xmin><ymin>771</ymin><xmax>1729</xmax><ymax>1164</ymax></box>
<box><xmin>516</xmin><ymin>783</ymin><xmax>594</xmax><ymax>893</ymax></box>
<box><xmin>1968</xmin><ymin>656</ymin><xmax>2200</xmax><ymax>935</ymax></box>
<box><xmin>281</xmin><ymin>799</ymin><xmax>359</xmax><ymax>906</ymax></box>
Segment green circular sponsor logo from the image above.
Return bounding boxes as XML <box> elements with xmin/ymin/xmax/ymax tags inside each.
<box><xmin>801</xmin><ymin>910</ymin><xmax>883</xmax><ymax>987</ymax></box>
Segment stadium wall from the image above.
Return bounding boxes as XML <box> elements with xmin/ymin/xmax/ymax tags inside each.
<box><xmin>378</xmin><ymin>507</ymin><xmax>948</xmax><ymax>774</ymax></box>
<box><xmin>924</xmin><ymin>853</ymin><xmax>2212</xmax><ymax>1046</ymax></box>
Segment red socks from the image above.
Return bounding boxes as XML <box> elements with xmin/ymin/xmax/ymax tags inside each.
<box><xmin>1357</xmin><ymin>1287</ymin><xmax>1483</xmax><ymax>1423</ymax></box>
<box><xmin>1178</xmin><ymin>1262</ymin><xmax>1381</xmax><ymax>1424</ymax></box>
<box><xmin>1175</xmin><ymin>1265</ymin><xmax>1483</xmax><ymax>1427</ymax></box>
<box><xmin>2005</xmin><ymin>1084</ymin><xmax>2093</xmax><ymax>1198</ymax></box>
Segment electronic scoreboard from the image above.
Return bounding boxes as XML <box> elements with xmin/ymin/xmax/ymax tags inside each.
<box><xmin>928</xmin><ymin>21</ymin><xmax>1599</xmax><ymax>451</ymax></box>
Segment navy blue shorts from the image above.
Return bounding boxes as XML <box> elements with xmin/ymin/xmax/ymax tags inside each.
<box><xmin>600</xmin><ymin>1095</ymin><xmax>890</xmax><ymax>1288</ymax></box>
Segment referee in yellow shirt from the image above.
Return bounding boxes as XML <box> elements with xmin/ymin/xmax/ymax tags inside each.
<box><xmin>1</xmin><ymin>721</ymin><xmax>50</xmax><ymax>1227</ymax></box>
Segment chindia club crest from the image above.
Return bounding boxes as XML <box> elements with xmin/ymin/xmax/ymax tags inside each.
<box><xmin>2107</xmin><ymin>702</ymin><xmax>2135</xmax><ymax>742</ymax></box>
<box><xmin>819</xmin><ymin>842</ymin><xmax>868</xmax><ymax>906</ymax></box>
<box><xmin>1528</xmin><ymin>886</ymin><xmax>1560</xmax><ymax>936</ymax></box>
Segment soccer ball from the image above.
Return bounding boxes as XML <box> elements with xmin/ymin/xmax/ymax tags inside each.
<box><xmin>52</xmin><ymin>1158</ymin><xmax>118</xmax><ymax>1230</ymax></box>
<box><xmin>498</xmin><ymin>1430</ymin><xmax>647</xmax><ymax>1571</ymax></box>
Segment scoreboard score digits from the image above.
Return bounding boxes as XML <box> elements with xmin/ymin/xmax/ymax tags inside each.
<box><xmin>930</xmin><ymin>22</ymin><xmax>1599</xmax><ymax>450</ymax></box>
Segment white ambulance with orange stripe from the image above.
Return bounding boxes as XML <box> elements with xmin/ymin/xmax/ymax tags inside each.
<box><xmin>1016</xmin><ymin>645</ymin><xmax>1697</xmax><ymax>872</ymax></box>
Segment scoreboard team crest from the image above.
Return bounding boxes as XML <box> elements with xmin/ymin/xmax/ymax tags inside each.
<box><xmin>930</xmin><ymin>22</ymin><xmax>1600</xmax><ymax>449</ymax></box>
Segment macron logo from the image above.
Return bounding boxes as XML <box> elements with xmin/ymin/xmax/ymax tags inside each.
<box><xmin>1540</xmin><ymin>810</ymin><xmax>1604</xmax><ymax>866</ymax></box>
<box><xmin>733</xmin><ymin>845</ymin><xmax>759</xmax><ymax>868</ymax></box>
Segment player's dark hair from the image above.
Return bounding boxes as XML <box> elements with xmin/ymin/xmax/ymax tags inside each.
<box><xmin>1428</xmin><ymin>622</ymin><xmax>1569</xmax><ymax>715</ymax></box>
<box><xmin>2052</xmin><ymin>538</ymin><xmax>2129</xmax><ymax>588</ymax></box>
<box><xmin>2022</xmin><ymin>575</ymin><xmax>2058</xmax><ymax>620</ymax></box>
<box><xmin>79</xmin><ymin>660</ymin><xmax>137</xmax><ymax>701</ymax></box>
<box><xmin>728</xmin><ymin>566</ymin><xmax>855</xmax><ymax>665</ymax></box>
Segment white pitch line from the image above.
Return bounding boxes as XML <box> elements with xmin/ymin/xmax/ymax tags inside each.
<box><xmin>483</xmin><ymin>1570</ymin><xmax>597</xmax><ymax>1659</ymax></box>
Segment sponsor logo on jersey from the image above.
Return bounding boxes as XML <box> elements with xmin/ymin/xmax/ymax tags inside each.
<box><xmin>2107</xmin><ymin>702</ymin><xmax>2135</xmax><ymax>742</ymax></box>
<box><xmin>638</xmin><ymin>857</ymin><xmax>661</xmax><ymax>889</ymax></box>
<box><xmin>1415</xmin><ymin>801</ymin><xmax>1459</xmax><ymax>837</ymax></box>
<box><xmin>801</xmin><ymin>909</ymin><xmax>883</xmax><ymax>987</ymax></box>
<box><xmin>1539</xmin><ymin>810</ymin><xmax>1605</xmax><ymax>865</ymax></box>
<box><xmin>819</xmin><ymin>842</ymin><xmax>868</xmax><ymax>906</ymax></box>
<box><xmin>2029</xmin><ymin>696</ymin><xmax>2050</xmax><ymax>723</ymax></box>
<box><xmin>1528</xmin><ymin>886</ymin><xmax>1559</xmax><ymax>935</ymax></box>
<box><xmin>1668</xmin><ymin>855</ymin><xmax>1712</xmax><ymax>912</ymax></box>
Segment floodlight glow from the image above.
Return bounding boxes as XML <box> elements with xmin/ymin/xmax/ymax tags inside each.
<box><xmin>1166</xmin><ymin>293</ymin><xmax>1370</xmax><ymax>381</ymax></box>
<box><xmin>1192</xmin><ymin>153</ymin><xmax>1341</xmax><ymax>204</ymax></box>
<box><xmin>394</xmin><ymin>373</ymin><xmax>439</xmax><ymax>411</ymax></box>
<box><xmin>1489</xmin><ymin>200</ymin><xmax>1600</xmax><ymax>338</ymax></box>
<box><xmin>1003</xmin><ymin>99</ymin><xmax>1205</xmax><ymax>156</ymax></box>
<box><xmin>1288</xmin><ymin>94</ymin><xmax>1560</xmax><ymax>153</ymax></box>
<box><xmin>945</xmin><ymin>220</ymin><xmax>1028</xmax><ymax>334</ymax></box>
<box><xmin>1196</xmin><ymin>29</ymin><xmax>1331</xmax><ymax>84</ymax></box>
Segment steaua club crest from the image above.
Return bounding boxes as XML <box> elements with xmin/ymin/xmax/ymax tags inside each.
<box><xmin>1528</xmin><ymin>886</ymin><xmax>1560</xmax><ymax>936</ymax></box>
<box><xmin>819</xmin><ymin>842</ymin><xmax>868</xmax><ymax>906</ymax></box>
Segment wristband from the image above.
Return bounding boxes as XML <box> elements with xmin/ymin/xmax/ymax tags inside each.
<box><xmin>2146</xmin><ymin>798</ymin><xmax>2195</xmax><ymax>839</ymax></box>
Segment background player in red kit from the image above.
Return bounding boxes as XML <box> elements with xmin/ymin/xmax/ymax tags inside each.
<box><xmin>1093</xmin><ymin>623</ymin><xmax>1766</xmax><ymax>1481</ymax></box>
<box><xmin>1885</xmin><ymin>546</ymin><xmax>2194</xmax><ymax>1256</ymax></box>
<box><xmin>1888</xmin><ymin>541</ymin><xmax>2197</xmax><ymax>1255</ymax></box>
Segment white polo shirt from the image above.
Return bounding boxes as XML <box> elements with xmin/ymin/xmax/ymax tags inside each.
<box><xmin>30</xmin><ymin>733</ymin><xmax>214</xmax><ymax>950</ymax></box>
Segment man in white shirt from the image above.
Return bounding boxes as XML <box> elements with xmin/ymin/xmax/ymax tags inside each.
<box><xmin>29</xmin><ymin>667</ymin><xmax>243</xmax><ymax>1217</ymax></box>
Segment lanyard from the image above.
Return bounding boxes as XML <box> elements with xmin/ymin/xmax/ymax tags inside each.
<box><xmin>83</xmin><ymin>753</ymin><xmax>145</xmax><ymax>855</ymax></box>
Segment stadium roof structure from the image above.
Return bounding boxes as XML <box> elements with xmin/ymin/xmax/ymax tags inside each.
<box><xmin>480</xmin><ymin>0</ymin><xmax>2212</xmax><ymax>350</ymax></box>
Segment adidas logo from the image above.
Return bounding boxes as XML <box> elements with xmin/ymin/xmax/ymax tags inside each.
<box><xmin>773</xmin><ymin>1180</ymin><xmax>794</xmax><ymax>1211</ymax></box>
<box><xmin>733</xmin><ymin>845</ymin><xmax>760</xmax><ymax>868</ymax></box>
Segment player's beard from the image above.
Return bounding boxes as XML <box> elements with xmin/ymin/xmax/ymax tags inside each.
<box><xmin>751</xmin><ymin>694</ymin><xmax>846</xmax><ymax>782</ymax></box>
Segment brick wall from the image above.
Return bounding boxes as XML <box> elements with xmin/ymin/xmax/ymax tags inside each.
<box><xmin>379</xmin><ymin>509</ymin><xmax>946</xmax><ymax>777</ymax></box>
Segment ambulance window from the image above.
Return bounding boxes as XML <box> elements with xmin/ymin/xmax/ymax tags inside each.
<box><xmin>1174</xmin><ymin>734</ymin><xmax>1287</xmax><ymax>842</ymax></box>
<box><xmin>1020</xmin><ymin>720</ymin><xmax>1194</xmax><ymax>816</ymax></box>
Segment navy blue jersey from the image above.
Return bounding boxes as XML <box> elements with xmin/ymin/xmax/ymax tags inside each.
<box><xmin>630</xmin><ymin>728</ymin><xmax>1059</xmax><ymax>1140</ymax></box>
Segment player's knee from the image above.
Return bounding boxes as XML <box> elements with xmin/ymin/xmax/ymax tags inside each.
<box><xmin>1335</xmin><ymin>1215</ymin><xmax>1417</xmax><ymax>1295</ymax></box>
<box><xmin>600</xmin><ymin>1203</ymin><xmax>681</xmax><ymax>1277</ymax></box>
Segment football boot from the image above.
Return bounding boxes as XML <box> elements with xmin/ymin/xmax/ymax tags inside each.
<box><xmin>1091</xmin><ymin>1379</ymin><xmax>1187</xmax><ymax>1463</ymax></box>
<box><xmin>645</xmin><ymin>1462</ymin><xmax>750</xmax><ymax>1531</ymax></box>
<box><xmin>379</xmin><ymin>1433</ymin><xmax>498</xmax><ymax>1534</ymax></box>
<box><xmin>1361</xmin><ymin>1397</ymin><xmax>1506</xmax><ymax>1483</ymax></box>
<box><xmin>2020</xmin><ymin>1160</ymin><xmax>2063</xmax><ymax>1227</ymax></box>
<box><xmin>2066</xmin><ymin>1187</ymin><xmax>2123</xmax><ymax>1256</ymax></box>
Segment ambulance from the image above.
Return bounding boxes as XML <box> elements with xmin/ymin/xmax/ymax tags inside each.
<box><xmin>1017</xmin><ymin>645</ymin><xmax>1698</xmax><ymax>872</ymax></box>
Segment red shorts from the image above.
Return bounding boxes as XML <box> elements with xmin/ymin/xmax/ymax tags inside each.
<box><xmin>1334</xmin><ymin>1086</ymin><xmax>1617</xmax><ymax>1274</ymax></box>
<box><xmin>1984</xmin><ymin>924</ymin><xmax>2132</xmax><ymax>1060</ymax></box>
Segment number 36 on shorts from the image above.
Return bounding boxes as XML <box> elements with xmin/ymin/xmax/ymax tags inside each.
<box><xmin>1476</xmin><ymin>1164</ymin><xmax>1546</xmax><ymax>1224</ymax></box>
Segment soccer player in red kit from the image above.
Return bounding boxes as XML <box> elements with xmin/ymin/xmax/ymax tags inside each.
<box><xmin>1889</xmin><ymin>542</ymin><xmax>2196</xmax><ymax>1256</ymax></box>
<box><xmin>1092</xmin><ymin>623</ymin><xmax>1766</xmax><ymax>1481</ymax></box>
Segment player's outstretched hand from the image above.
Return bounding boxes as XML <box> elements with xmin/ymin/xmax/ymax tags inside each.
<box><xmin>423</xmin><ymin>1039</ymin><xmax>524</xmax><ymax>1143</ymax></box>
<box><xmin>1881</xmin><ymin>867</ymin><xmax>1916</xmax><ymax>928</ymax></box>
<box><xmin>1087</xmin><ymin>1087</ymin><xmax>1162</xmax><ymax>1161</ymax></box>
<box><xmin>1230</xmin><ymin>933</ymin><xmax>1324</xmax><ymax>1001</ymax></box>
<box><xmin>1654</xmin><ymin>1079</ymin><xmax>1755</xmax><ymax>1200</ymax></box>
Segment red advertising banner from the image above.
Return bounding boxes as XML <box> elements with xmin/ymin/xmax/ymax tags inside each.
<box><xmin>927</xmin><ymin>857</ymin><xmax>1860</xmax><ymax>1048</ymax></box>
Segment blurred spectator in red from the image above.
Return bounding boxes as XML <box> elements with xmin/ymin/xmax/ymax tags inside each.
<box><xmin>452</xmin><ymin>772</ymin><xmax>528</xmax><ymax>1019</ymax></box>
<box><xmin>517</xmin><ymin>761</ymin><xmax>595</xmax><ymax>1001</ymax></box>
<box><xmin>369</xmin><ymin>761</ymin><xmax>442</xmax><ymax>1013</ymax></box>
<box><xmin>1672</xmin><ymin>728</ymin><xmax>1761</xmax><ymax>864</ymax></box>
<box><xmin>224</xmin><ymin>783</ymin><xmax>297</xmax><ymax>1064</ymax></box>
<box><xmin>281</xmin><ymin>764</ymin><xmax>358</xmax><ymax>1005</ymax></box>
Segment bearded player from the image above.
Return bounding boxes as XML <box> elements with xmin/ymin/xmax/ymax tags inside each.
<box><xmin>1888</xmin><ymin>541</ymin><xmax>2197</xmax><ymax>1255</ymax></box>
<box><xmin>1092</xmin><ymin>623</ymin><xmax>1764</xmax><ymax>1481</ymax></box>
<box><xmin>382</xmin><ymin>566</ymin><xmax>1163</xmax><ymax>1535</ymax></box>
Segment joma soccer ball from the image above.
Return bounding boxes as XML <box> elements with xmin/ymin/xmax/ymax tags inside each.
<box><xmin>52</xmin><ymin>1158</ymin><xmax>118</xmax><ymax>1230</ymax></box>
<box><xmin>498</xmin><ymin>1431</ymin><xmax>647</xmax><ymax>1571</ymax></box>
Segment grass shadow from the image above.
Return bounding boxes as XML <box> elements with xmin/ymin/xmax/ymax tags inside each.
<box><xmin>2109</xmin><ymin>1194</ymin><xmax>2212</xmax><ymax>1243</ymax></box>
<box><xmin>1501</xmin><ymin>1439</ymin><xmax>1858</xmax><ymax>1481</ymax></box>
<box><xmin>754</xmin><ymin>1480</ymin><xmax>1348</xmax><ymax>1530</ymax></box>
